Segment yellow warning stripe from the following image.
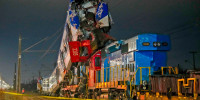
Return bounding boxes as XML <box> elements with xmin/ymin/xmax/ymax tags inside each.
<box><xmin>3</xmin><ymin>91</ymin><xmax>93</xmax><ymax>100</ymax></box>
<box><xmin>40</xmin><ymin>96</ymin><xmax>81</xmax><ymax>100</ymax></box>
<box><xmin>3</xmin><ymin>92</ymin><xmax>23</xmax><ymax>96</ymax></box>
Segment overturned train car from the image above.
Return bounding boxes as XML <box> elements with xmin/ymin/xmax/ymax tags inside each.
<box><xmin>44</xmin><ymin>0</ymin><xmax>114</xmax><ymax>96</ymax></box>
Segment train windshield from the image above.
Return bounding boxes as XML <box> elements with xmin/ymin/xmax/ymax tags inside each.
<box><xmin>95</xmin><ymin>57</ymin><xmax>101</xmax><ymax>67</ymax></box>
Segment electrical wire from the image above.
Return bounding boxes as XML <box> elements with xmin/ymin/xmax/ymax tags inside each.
<box><xmin>22</xmin><ymin>25</ymin><xmax>64</xmax><ymax>53</ymax></box>
<box><xmin>171</xmin><ymin>31</ymin><xmax>199</xmax><ymax>41</ymax></box>
<box><xmin>40</xmin><ymin>31</ymin><xmax>63</xmax><ymax>59</ymax></box>
<box><xmin>23</xmin><ymin>37</ymin><xmax>49</xmax><ymax>52</ymax></box>
<box><xmin>164</xmin><ymin>16</ymin><xmax>200</xmax><ymax>36</ymax></box>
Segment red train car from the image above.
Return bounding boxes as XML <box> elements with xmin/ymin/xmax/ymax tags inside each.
<box><xmin>88</xmin><ymin>50</ymin><xmax>101</xmax><ymax>88</ymax></box>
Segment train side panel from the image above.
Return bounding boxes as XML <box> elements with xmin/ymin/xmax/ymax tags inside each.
<box><xmin>133</xmin><ymin>34</ymin><xmax>170</xmax><ymax>85</ymax></box>
<box><xmin>134</xmin><ymin>51</ymin><xmax>167</xmax><ymax>85</ymax></box>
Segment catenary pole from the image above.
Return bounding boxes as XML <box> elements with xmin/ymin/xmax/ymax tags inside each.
<box><xmin>17</xmin><ymin>34</ymin><xmax>22</xmax><ymax>93</ymax></box>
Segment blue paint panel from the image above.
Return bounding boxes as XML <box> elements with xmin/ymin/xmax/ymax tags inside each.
<box><xmin>96</xmin><ymin>2</ymin><xmax>109</xmax><ymax>21</ymax></box>
<box><xmin>108</xmin><ymin>40</ymin><xmax>124</xmax><ymax>53</ymax></box>
<box><xmin>152</xmin><ymin>51</ymin><xmax>167</xmax><ymax>71</ymax></box>
<box><xmin>104</xmin><ymin>57</ymin><xmax>110</xmax><ymax>82</ymax></box>
<box><xmin>80</xmin><ymin>66</ymin><xmax>86</xmax><ymax>77</ymax></box>
<box><xmin>101</xmin><ymin>34</ymin><xmax>170</xmax><ymax>86</ymax></box>
<box><xmin>108</xmin><ymin>45</ymin><xmax>120</xmax><ymax>53</ymax></box>
<box><xmin>70</xmin><ymin>0</ymin><xmax>74</xmax><ymax>3</ymax></box>
<box><xmin>135</xmin><ymin>51</ymin><xmax>152</xmax><ymax>85</ymax></box>
<box><xmin>69</xmin><ymin>10</ymin><xmax>80</xmax><ymax>29</ymax></box>
<box><xmin>137</xmin><ymin>34</ymin><xmax>170</xmax><ymax>50</ymax></box>
<box><xmin>96</xmin><ymin>71</ymin><xmax>101</xmax><ymax>82</ymax></box>
<box><xmin>157</xmin><ymin>35</ymin><xmax>171</xmax><ymax>50</ymax></box>
<box><xmin>135</xmin><ymin>51</ymin><xmax>167</xmax><ymax>85</ymax></box>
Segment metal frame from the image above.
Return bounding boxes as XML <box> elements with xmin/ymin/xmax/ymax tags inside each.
<box><xmin>130</xmin><ymin>67</ymin><xmax>151</xmax><ymax>98</ymax></box>
<box><xmin>94</xmin><ymin>65</ymin><xmax>128</xmax><ymax>89</ymax></box>
<box><xmin>177</xmin><ymin>78</ymin><xmax>197</xmax><ymax>99</ymax></box>
<box><xmin>161</xmin><ymin>66</ymin><xmax>178</xmax><ymax>75</ymax></box>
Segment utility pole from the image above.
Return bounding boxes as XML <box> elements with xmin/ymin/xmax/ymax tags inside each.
<box><xmin>13</xmin><ymin>63</ymin><xmax>17</xmax><ymax>91</ymax></box>
<box><xmin>189</xmin><ymin>51</ymin><xmax>197</xmax><ymax>70</ymax></box>
<box><xmin>17</xmin><ymin>34</ymin><xmax>22</xmax><ymax>93</ymax></box>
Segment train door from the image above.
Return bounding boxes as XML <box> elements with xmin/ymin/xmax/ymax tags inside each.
<box><xmin>88</xmin><ymin>51</ymin><xmax>101</xmax><ymax>87</ymax></box>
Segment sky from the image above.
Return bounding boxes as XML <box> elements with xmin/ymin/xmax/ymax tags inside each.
<box><xmin>0</xmin><ymin>0</ymin><xmax>200</xmax><ymax>85</ymax></box>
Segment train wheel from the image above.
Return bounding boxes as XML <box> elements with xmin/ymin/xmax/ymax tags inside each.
<box><xmin>65</xmin><ymin>91</ymin><xmax>67</xmax><ymax>97</ymax></box>
<box><xmin>74</xmin><ymin>93</ymin><xmax>79</xmax><ymax>98</ymax></box>
<box><xmin>88</xmin><ymin>90</ymin><xmax>93</xmax><ymax>99</ymax></box>
<box><xmin>66</xmin><ymin>91</ymin><xmax>71</xmax><ymax>98</ymax></box>
<box><xmin>97</xmin><ymin>89</ymin><xmax>101</xmax><ymax>97</ymax></box>
<box><xmin>88</xmin><ymin>93</ymin><xmax>92</xmax><ymax>99</ymax></box>
<box><xmin>113</xmin><ymin>91</ymin><xmax>118</xmax><ymax>99</ymax></box>
<box><xmin>131</xmin><ymin>89</ymin><xmax>137</xmax><ymax>99</ymax></box>
<box><xmin>78</xmin><ymin>93</ymin><xmax>83</xmax><ymax>99</ymax></box>
<box><xmin>108</xmin><ymin>92</ymin><xmax>112</xmax><ymax>99</ymax></box>
<box><xmin>118</xmin><ymin>91</ymin><xmax>126</xmax><ymax>100</ymax></box>
<box><xmin>93</xmin><ymin>91</ymin><xmax>98</xmax><ymax>99</ymax></box>
<box><xmin>83</xmin><ymin>92</ymin><xmax>88</xmax><ymax>99</ymax></box>
<box><xmin>115</xmin><ymin>92</ymin><xmax>119</xmax><ymax>99</ymax></box>
<box><xmin>94</xmin><ymin>89</ymin><xmax>101</xmax><ymax>99</ymax></box>
<box><xmin>108</xmin><ymin>89</ymin><xmax>116</xmax><ymax>99</ymax></box>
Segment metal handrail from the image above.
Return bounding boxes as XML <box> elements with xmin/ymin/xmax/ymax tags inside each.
<box><xmin>178</xmin><ymin>78</ymin><xmax>197</xmax><ymax>99</ymax></box>
<box><xmin>94</xmin><ymin>65</ymin><xmax>152</xmax><ymax>98</ymax></box>
<box><xmin>94</xmin><ymin>65</ymin><xmax>128</xmax><ymax>86</ymax></box>
<box><xmin>161</xmin><ymin>66</ymin><xmax>178</xmax><ymax>75</ymax></box>
<box><xmin>130</xmin><ymin>67</ymin><xmax>151</xmax><ymax>98</ymax></box>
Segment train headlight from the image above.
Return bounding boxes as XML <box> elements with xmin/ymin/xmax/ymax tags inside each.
<box><xmin>153</xmin><ymin>42</ymin><xmax>157</xmax><ymax>47</ymax></box>
<box><xmin>157</xmin><ymin>42</ymin><xmax>161</xmax><ymax>46</ymax></box>
<box><xmin>153</xmin><ymin>42</ymin><xmax>161</xmax><ymax>47</ymax></box>
<box><xmin>142</xmin><ymin>42</ymin><xmax>150</xmax><ymax>46</ymax></box>
<box><xmin>162</xmin><ymin>42</ymin><xmax>168</xmax><ymax>46</ymax></box>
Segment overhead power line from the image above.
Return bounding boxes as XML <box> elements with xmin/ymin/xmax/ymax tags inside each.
<box><xmin>163</xmin><ymin>16</ymin><xmax>199</xmax><ymax>35</ymax></box>
<box><xmin>23</xmin><ymin>37</ymin><xmax>49</xmax><ymax>52</ymax></box>
<box><xmin>40</xmin><ymin>31</ymin><xmax>63</xmax><ymax>59</ymax></box>
<box><xmin>22</xmin><ymin>24</ymin><xmax>64</xmax><ymax>53</ymax></box>
<box><xmin>23</xmin><ymin>50</ymin><xmax>57</xmax><ymax>53</ymax></box>
<box><xmin>171</xmin><ymin>31</ymin><xmax>199</xmax><ymax>40</ymax></box>
<box><xmin>167</xmin><ymin>24</ymin><xmax>194</xmax><ymax>36</ymax></box>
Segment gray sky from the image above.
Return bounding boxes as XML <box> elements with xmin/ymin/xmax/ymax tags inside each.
<box><xmin>0</xmin><ymin>0</ymin><xmax>200</xmax><ymax>85</ymax></box>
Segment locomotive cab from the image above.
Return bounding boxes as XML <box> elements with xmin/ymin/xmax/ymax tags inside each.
<box><xmin>123</xmin><ymin>34</ymin><xmax>171</xmax><ymax>92</ymax></box>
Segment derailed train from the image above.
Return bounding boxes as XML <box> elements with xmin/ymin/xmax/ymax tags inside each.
<box><xmin>74</xmin><ymin>33</ymin><xmax>172</xmax><ymax>99</ymax></box>
<box><xmin>40</xmin><ymin>0</ymin><xmax>115</xmax><ymax>96</ymax></box>
<box><xmin>42</xmin><ymin>33</ymin><xmax>174</xmax><ymax>99</ymax></box>
<box><xmin>39</xmin><ymin>0</ymin><xmax>199</xmax><ymax>99</ymax></box>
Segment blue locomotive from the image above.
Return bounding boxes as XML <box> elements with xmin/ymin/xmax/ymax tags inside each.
<box><xmin>89</xmin><ymin>33</ymin><xmax>171</xmax><ymax>99</ymax></box>
<box><xmin>46</xmin><ymin>33</ymin><xmax>171</xmax><ymax>99</ymax></box>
